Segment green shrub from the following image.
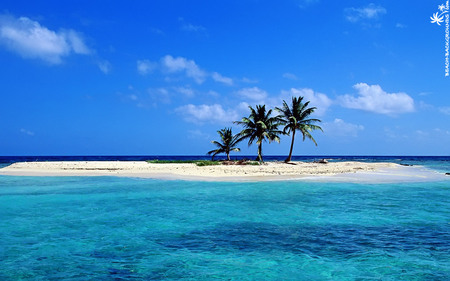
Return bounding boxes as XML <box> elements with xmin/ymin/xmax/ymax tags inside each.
<box><xmin>146</xmin><ymin>160</ymin><xmax>220</xmax><ymax>166</ymax></box>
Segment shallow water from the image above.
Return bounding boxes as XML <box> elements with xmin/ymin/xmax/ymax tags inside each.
<box><xmin>0</xmin><ymin>176</ymin><xmax>449</xmax><ymax>280</ymax></box>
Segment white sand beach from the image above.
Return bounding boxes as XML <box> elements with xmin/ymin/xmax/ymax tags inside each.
<box><xmin>0</xmin><ymin>161</ymin><xmax>447</xmax><ymax>182</ymax></box>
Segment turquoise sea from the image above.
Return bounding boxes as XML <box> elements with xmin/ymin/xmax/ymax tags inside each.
<box><xmin>0</xmin><ymin>157</ymin><xmax>449</xmax><ymax>280</ymax></box>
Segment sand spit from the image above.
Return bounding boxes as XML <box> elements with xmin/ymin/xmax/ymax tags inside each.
<box><xmin>0</xmin><ymin>161</ymin><xmax>447</xmax><ymax>182</ymax></box>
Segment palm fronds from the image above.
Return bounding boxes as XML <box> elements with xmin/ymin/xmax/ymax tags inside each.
<box><xmin>207</xmin><ymin>128</ymin><xmax>241</xmax><ymax>160</ymax></box>
<box><xmin>234</xmin><ymin>105</ymin><xmax>283</xmax><ymax>162</ymax></box>
<box><xmin>275</xmin><ymin>96</ymin><xmax>323</xmax><ymax>162</ymax></box>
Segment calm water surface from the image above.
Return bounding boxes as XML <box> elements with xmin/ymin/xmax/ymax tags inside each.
<box><xmin>0</xmin><ymin>175</ymin><xmax>449</xmax><ymax>280</ymax></box>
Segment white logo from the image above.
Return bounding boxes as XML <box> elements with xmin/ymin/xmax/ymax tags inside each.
<box><xmin>431</xmin><ymin>4</ymin><xmax>449</xmax><ymax>25</ymax></box>
<box><xmin>431</xmin><ymin>2</ymin><xmax>450</xmax><ymax>76</ymax></box>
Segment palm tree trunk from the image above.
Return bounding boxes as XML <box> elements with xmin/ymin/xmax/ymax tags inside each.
<box><xmin>257</xmin><ymin>143</ymin><xmax>263</xmax><ymax>162</ymax></box>
<box><xmin>227</xmin><ymin>152</ymin><xmax>230</xmax><ymax>161</ymax></box>
<box><xmin>285</xmin><ymin>130</ymin><xmax>296</xmax><ymax>163</ymax></box>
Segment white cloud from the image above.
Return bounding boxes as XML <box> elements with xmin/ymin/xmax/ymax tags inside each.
<box><xmin>141</xmin><ymin>55</ymin><xmax>233</xmax><ymax>85</ymax></box>
<box><xmin>242</xmin><ymin>77</ymin><xmax>259</xmax><ymax>83</ymax></box>
<box><xmin>415</xmin><ymin>130</ymin><xmax>429</xmax><ymax>137</ymax></box>
<box><xmin>150</xmin><ymin>27</ymin><xmax>164</xmax><ymax>35</ymax></box>
<box><xmin>63</xmin><ymin>29</ymin><xmax>90</xmax><ymax>54</ymax></box>
<box><xmin>179</xmin><ymin>17</ymin><xmax>207</xmax><ymax>33</ymax></box>
<box><xmin>280</xmin><ymin>88</ymin><xmax>332</xmax><ymax>116</ymax></box>
<box><xmin>161</xmin><ymin>55</ymin><xmax>207</xmax><ymax>84</ymax></box>
<box><xmin>98</xmin><ymin>60</ymin><xmax>112</xmax><ymax>74</ymax></box>
<box><xmin>176</xmin><ymin>104</ymin><xmax>239</xmax><ymax>124</ymax></box>
<box><xmin>20</xmin><ymin>128</ymin><xmax>34</xmax><ymax>136</ymax></box>
<box><xmin>212</xmin><ymin>72</ymin><xmax>233</xmax><ymax>85</ymax></box>
<box><xmin>181</xmin><ymin>23</ymin><xmax>206</xmax><ymax>33</ymax></box>
<box><xmin>282</xmin><ymin>73</ymin><xmax>298</xmax><ymax>80</ymax></box>
<box><xmin>338</xmin><ymin>83</ymin><xmax>414</xmax><ymax>115</ymax></box>
<box><xmin>237</xmin><ymin>101</ymin><xmax>251</xmax><ymax>113</ymax></box>
<box><xmin>384</xmin><ymin>127</ymin><xmax>408</xmax><ymax>139</ymax></box>
<box><xmin>434</xmin><ymin>128</ymin><xmax>450</xmax><ymax>136</ymax></box>
<box><xmin>237</xmin><ymin>87</ymin><xmax>268</xmax><ymax>102</ymax></box>
<box><xmin>174</xmin><ymin>86</ymin><xmax>195</xmax><ymax>98</ymax></box>
<box><xmin>148</xmin><ymin>88</ymin><xmax>171</xmax><ymax>104</ymax></box>
<box><xmin>137</xmin><ymin>59</ymin><xmax>157</xmax><ymax>75</ymax></box>
<box><xmin>413</xmin><ymin>128</ymin><xmax>450</xmax><ymax>141</ymax></box>
<box><xmin>322</xmin><ymin>119</ymin><xmax>364</xmax><ymax>137</ymax></box>
<box><xmin>439</xmin><ymin>106</ymin><xmax>450</xmax><ymax>115</ymax></box>
<box><xmin>0</xmin><ymin>15</ymin><xmax>91</xmax><ymax>64</ymax></box>
<box><xmin>418</xmin><ymin>101</ymin><xmax>433</xmax><ymax>110</ymax></box>
<box><xmin>396</xmin><ymin>23</ymin><xmax>407</xmax><ymax>28</ymax></box>
<box><xmin>345</xmin><ymin>4</ymin><xmax>386</xmax><ymax>23</ymax></box>
<box><xmin>207</xmin><ymin>90</ymin><xmax>220</xmax><ymax>98</ymax></box>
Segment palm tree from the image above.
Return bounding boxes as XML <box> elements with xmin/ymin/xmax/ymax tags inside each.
<box><xmin>276</xmin><ymin>96</ymin><xmax>323</xmax><ymax>163</ymax></box>
<box><xmin>207</xmin><ymin>128</ymin><xmax>241</xmax><ymax>161</ymax></box>
<box><xmin>234</xmin><ymin>105</ymin><xmax>283</xmax><ymax>162</ymax></box>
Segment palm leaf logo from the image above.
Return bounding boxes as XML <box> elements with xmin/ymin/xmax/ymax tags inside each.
<box><xmin>430</xmin><ymin>3</ymin><xmax>449</xmax><ymax>26</ymax></box>
<box><xmin>431</xmin><ymin>12</ymin><xmax>445</xmax><ymax>25</ymax></box>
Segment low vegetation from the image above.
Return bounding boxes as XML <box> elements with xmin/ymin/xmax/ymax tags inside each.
<box><xmin>222</xmin><ymin>160</ymin><xmax>260</xmax><ymax>165</ymax></box>
<box><xmin>146</xmin><ymin>160</ymin><xmax>220</xmax><ymax>166</ymax></box>
<box><xmin>146</xmin><ymin>159</ymin><xmax>260</xmax><ymax>166</ymax></box>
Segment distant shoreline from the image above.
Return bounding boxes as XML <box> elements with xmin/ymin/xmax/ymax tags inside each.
<box><xmin>0</xmin><ymin>161</ymin><xmax>447</xmax><ymax>183</ymax></box>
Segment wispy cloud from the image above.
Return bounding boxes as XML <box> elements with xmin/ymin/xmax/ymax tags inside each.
<box><xmin>212</xmin><ymin>72</ymin><xmax>233</xmax><ymax>85</ymax></box>
<box><xmin>282</xmin><ymin>73</ymin><xmax>298</xmax><ymax>80</ymax></box>
<box><xmin>345</xmin><ymin>3</ymin><xmax>386</xmax><ymax>23</ymax></box>
<box><xmin>173</xmin><ymin>86</ymin><xmax>195</xmax><ymax>98</ymax></box>
<box><xmin>181</xmin><ymin>23</ymin><xmax>206</xmax><ymax>33</ymax></box>
<box><xmin>148</xmin><ymin>88</ymin><xmax>171</xmax><ymax>105</ymax></box>
<box><xmin>0</xmin><ymin>14</ymin><xmax>91</xmax><ymax>64</ymax></box>
<box><xmin>137</xmin><ymin>59</ymin><xmax>157</xmax><ymax>75</ymax></box>
<box><xmin>322</xmin><ymin>119</ymin><xmax>364</xmax><ymax>137</ymax></box>
<box><xmin>20</xmin><ymin>128</ymin><xmax>34</xmax><ymax>136</ymax></box>
<box><xmin>139</xmin><ymin>55</ymin><xmax>233</xmax><ymax>85</ymax></box>
<box><xmin>161</xmin><ymin>55</ymin><xmax>207</xmax><ymax>84</ymax></box>
<box><xmin>297</xmin><ymin>0</ymin><xmax>320</xmax><ymax>9</ymax></box>
<box><xmin>150</xmin><ymin>27</ymin><xmax>164</xmax><ymax>35</ymax></box>
<box><xmin>176</xmin><ymin>104</ymin><xmax>238</xmax><ymax>124</ymax></box>
<box><xmin>384</xmin><ymin>127</ymin><xmax>408</xmax><ymax>139</ymax></box>
<box><xmin>97</xmin><ymin>60</ymin><xmax>112</xmax><ymax>74</ymax></box>
<box><xmin>237</xmin><ymin>87</ymin><xmax>268</xmax><ymax>102</ymax></box>
<box><xmin>124</xmin><ymin>85</ymin><xmax>198</xmax><ymax>108</ymax></box>
<box><xmin>338</xmin><ymin>83</ymin><xmax>414</xmax><ymax>115</ymax></box>
<box><xmin>242</xmin><ymin>77</ymin><xmax>259</xmax><ymax>84</ymax></box>
<box><xmin>439</xmin><ymin>106</ymin><xmax>450</xmax><ymax>115</ymax></box>
<box><xmin>434</xmin><ymin>128</ymin><xmax>450</xmax><ymax>136</ymax></box>
<box><xmin>179</xmin><ymin>17</ymin><xmax>207</xmax><ymax>34</ymax></box>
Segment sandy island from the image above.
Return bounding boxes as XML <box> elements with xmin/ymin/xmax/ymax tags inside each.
<box><xmin>0</xmin><ymin>161</ymin><xmax>447</xmax><ymax>182</ymax></box>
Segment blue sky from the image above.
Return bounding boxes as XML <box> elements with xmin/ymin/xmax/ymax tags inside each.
<box><xmin>0</xmin><ymin>0</ymin><xmax>449</xmax><ymax>156</ymax></box>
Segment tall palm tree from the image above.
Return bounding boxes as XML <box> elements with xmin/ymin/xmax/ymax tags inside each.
<box><xmin>207</xmin><ymin>128</ymin><xmax>241</xmax><ymax>161</ymax></box>
<box><xmin>276</xmin><ymin>96</ymin><xmax>323</xmax><ymax>163</ymax></box>
<box><xmin>234</xmin><ymin>105</ymin><xmax>283</xmax><ymax>162</ymax></box>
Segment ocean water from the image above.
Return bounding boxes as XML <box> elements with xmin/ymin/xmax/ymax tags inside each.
<box><xmin>0</xmin><ymin>174</ymin><xmax>449</xmax><ymax>280</ymax></box>
<box><xmin>0</xmin><ymin>157</ymin><xmax>449</xmax><ymax>280</ymax></box>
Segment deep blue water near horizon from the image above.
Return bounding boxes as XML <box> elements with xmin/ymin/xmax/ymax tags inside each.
<box><xmin>0</xmin><ymin>157</ymin><xmax>449</xmax><ymax>280</ymax></box>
